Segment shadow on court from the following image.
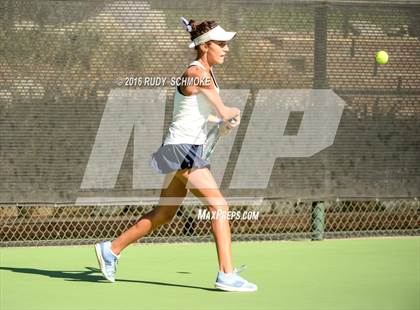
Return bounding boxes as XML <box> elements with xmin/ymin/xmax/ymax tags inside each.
<box><xmin>0</xmin><ymin>266</ymin><xmax>219</xmax><ymax>292</ymax></box>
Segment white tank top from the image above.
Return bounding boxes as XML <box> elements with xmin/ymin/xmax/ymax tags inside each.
<box><xmin>164</xmin><ymin>61</ymin><xmax>220</xmax><ymax>145</ymax></box>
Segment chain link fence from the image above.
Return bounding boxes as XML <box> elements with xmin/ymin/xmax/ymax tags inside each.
<box><xmin>1</xmin><ymin>199</ymin><xmax>418</xmax><ymax>247</ymax></box>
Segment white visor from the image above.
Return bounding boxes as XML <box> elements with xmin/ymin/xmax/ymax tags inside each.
<box><xmin>189</xmin><ymin>25</ymin><xmax>236</xmax><ymax>48</ymax></box>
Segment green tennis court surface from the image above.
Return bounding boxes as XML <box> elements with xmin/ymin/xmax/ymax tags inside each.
<box><xmin>1</xmin><ymin>238</ymin><xmax>418</xmax><ymax>310</ymax></box>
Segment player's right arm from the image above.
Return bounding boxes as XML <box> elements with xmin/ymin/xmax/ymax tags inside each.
<box><xmin>180</xmin><ymin>66</ymin><xmax>240</xmax><ymax>127</ymax></box>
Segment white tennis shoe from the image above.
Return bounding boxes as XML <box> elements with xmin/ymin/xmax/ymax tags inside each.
<box><xmin>94</xmin><ymin>241</ymin><xmax>119</xmax><ymax>282</ymax></box>
<box><xmin>214</xmin><ymin>266</ymin><xmax>257</xmax><ymax>292</ymax></box>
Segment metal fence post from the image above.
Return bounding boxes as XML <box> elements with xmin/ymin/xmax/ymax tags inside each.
<box><xmin>312</xmin><ymin>201</ymin><xmax>325</xmax><ymax>240</ymax></box>
<box><xmin>314</xmin><ymin>4</ymin><xmax>328</xmax><ymax>89</ymax></box>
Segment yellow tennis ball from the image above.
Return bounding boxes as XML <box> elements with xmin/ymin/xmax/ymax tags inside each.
<box><xmin>375</xmin><ymin>51</ymin><xmax>389</xmax><ymax>64</ymax></box>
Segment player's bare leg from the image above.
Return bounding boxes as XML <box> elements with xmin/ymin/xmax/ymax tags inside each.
<box><xmin>179</xmin><ymin>167</ymin><xmax>233</xmax><ymax>273</ymax></box>
<box><xmin>179</xmin><ymin>167</ymin><xmax>257</xmax><ymax>291</ymax></box>
<box><xmin>111</xmin><ymin>171</ymin><xmax>188</xmax><ymax>255</ymax></box>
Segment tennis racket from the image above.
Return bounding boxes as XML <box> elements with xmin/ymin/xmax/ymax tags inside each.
<box><xmin>203</xmin><ymin>117</ymin><xmax>237</xmax><ymax>160</ymax></box>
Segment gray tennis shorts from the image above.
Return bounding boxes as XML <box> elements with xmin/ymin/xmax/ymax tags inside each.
<box><xmin>150</xmin><ymin>144</ymin><xmax>211</xmax><ymax>174</ymax></box>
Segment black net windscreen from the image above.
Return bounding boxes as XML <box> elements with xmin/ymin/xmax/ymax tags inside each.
<box><xmin>1</xmin><ymin>0</ymin><xmax>419</xmax><ymax>203</ymax></box>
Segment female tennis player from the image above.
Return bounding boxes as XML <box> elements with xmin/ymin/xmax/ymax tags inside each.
<box><xmin>95</xmin><ymin>18</ymin><xmax>257</xmax><ymax>292</ymax></box>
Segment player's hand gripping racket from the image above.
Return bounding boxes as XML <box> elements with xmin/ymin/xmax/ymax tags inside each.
<box><xmin>203</xmin><ymin>117</ymin><xmax>237</xmax><ymax>161</ymax></box>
